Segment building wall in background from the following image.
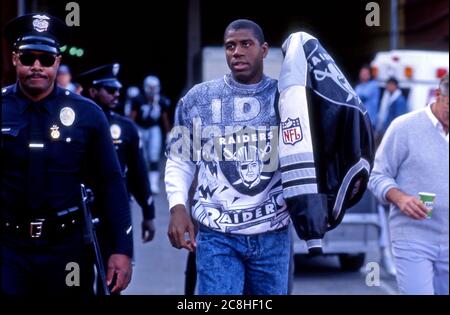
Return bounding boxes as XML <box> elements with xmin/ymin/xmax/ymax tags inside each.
<box><xmin>403</xmin><ymin>0</ymin><xmax>449</xmax><ymax>50</ymax></box>
<box><xmin>2</xmin><ymin>0</ymin><xmax>448</xmax><ymax>95</ymax></box>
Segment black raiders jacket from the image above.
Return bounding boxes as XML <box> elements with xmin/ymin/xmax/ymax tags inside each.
<box><xmin>277</xmin><ymin>32</ymin><xmax>375</xmax><ymax>254</ymax></box>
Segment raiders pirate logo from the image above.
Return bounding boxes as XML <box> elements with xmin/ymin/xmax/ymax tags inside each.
<box><xmin>281</xmin><ymin>118</ymin><xmax>302</xmax><ymax>145</ymax></box>
<box><xmin>32</xmin><ymin>15</ymin><xmax>50</xmax><ymax>32</ymax></box>
<box><xmin>218</xmin><ymin>140</ymin><xmax>274</xmax><ymax>196</ymax></box>
<box><xmin>305</xmin><ymin>39</ymin><xmax>359</xmax><ymax>106</ymax></box>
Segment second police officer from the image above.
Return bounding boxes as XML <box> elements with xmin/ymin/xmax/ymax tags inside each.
<box><xmin>77</xmin><ymin>64</ymin><xmax>156</xmax><ymax>246</ymax></box>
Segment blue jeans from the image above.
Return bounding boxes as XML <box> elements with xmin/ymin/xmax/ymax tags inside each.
<box><xmin>138</xmin><ymin>125</ymin><xmax>162</xmax><ymax>170</ymax></box>
<box><xmin>196</xmin><ymin>225</ymin><xmax>291</xmax><ymax>295</ymax></box>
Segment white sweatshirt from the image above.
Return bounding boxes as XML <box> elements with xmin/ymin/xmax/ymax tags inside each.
<box><xmin>165</xmin><ymin>74</ymin><xmax>290</xmax><ymax>235</ymax></box>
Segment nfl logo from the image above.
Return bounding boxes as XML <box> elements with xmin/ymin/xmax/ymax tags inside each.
<box><xmin>281</xmin><ymin>118</ymin><xmax>303</xmax><ymax>145</ymax></box>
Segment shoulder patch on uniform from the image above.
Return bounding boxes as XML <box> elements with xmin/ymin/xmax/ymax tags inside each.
<box><xmin>110</xmin><ymin>124</ymin><xmax>122</xmax><ymax>139</ymax></box>
<box><xmin>60</xmin><ymin>107</ymin><xmax>76</xmax><ymax>126</ymax></box>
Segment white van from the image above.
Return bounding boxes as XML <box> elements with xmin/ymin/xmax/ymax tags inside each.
<box><xmin>371</xmin><ymin>50</ymin><xmax>449</xmax><ymax>112</ymax></box>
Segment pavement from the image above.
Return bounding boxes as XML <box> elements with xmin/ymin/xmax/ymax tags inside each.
<box><xmin>123</xmin><ymin>173</ymin><xmax>398</xmax><ymax>295</ymax></box>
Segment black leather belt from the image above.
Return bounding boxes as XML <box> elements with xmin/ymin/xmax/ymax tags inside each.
<box><xmin>1</xmin><ymin>206</ymin><xmax>82</xmax><ymax>239</ymax></box>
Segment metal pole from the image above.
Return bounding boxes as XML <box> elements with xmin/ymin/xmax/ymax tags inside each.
<box><xmin>390</xmin><ymin>0</ymin><xmax>398</xmax><ymax>49</ymax></box>
<box><xmin>186</xmin><ymin>0</ymin><xmax>201</xmax><ymax>90</ymax></box>
<box><xmin>17</xmin><ymin>0</ymin><xmax>26</xmax><ymax>15</ymax></box>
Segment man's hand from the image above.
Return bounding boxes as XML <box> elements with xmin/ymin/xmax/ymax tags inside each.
<box><xmin>168</xmin><ymin>204</ymin><xmax>196</xmax><ymax>252</ymax></box>
<box><xmin>106</xmin><ymin>254</ymin><xmax>132</xmax><ymax>294</ymax></box>
<box><xmin>386</xmin><ymin>188</ymin><xmax>429</xmax><ymax>220</ymax></box>
<box><xmin>142</xmin><ymin>219</ymin><xmax>155</xmax><ymax>243</ymax></box>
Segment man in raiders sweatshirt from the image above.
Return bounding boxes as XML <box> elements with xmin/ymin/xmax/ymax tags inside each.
<box><xmin>165</xmin><ymin>19</ymin><xmax>291</xmax><ymax>295</ymax></box>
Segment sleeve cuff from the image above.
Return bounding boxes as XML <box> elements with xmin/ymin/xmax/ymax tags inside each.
<box><xmin>142</xmin><ymin>204</ymin><xmax>155</xmax><ymax>220</ymax></box>
<box><xmin>168</xmin><ymin>193</ymin><xmax>187</xmax><ymax>211</ymax></box>
<box><xmin>112</xmin><ymin>236</ymin><xmax>134</xmax><ymax>258</ymax></box>
<box><xmin>381</xmin><ymin>183</ymin><xmax>399</xmax><ymax>205</ymax></box>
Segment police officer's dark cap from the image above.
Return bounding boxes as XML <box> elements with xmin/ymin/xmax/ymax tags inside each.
<box><xmin>4</xmin><ymin>13</ymin><xmax>69</xmax><ymax>55</ymax></box>
<box><xmin>77</xmin><ymin>64</ymin><xmax>122</xmax><ymax>89</ymax></box>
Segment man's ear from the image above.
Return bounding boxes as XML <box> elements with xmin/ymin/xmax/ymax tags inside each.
<box><xmin>54</xmin><ymin>55</ymin><xmax>62</xmax><ymax>68</ymax></box>
<box><xmin>261</xmin><ymin>42</ymin><xmax>269</xmax><ymax>59</ymax></box>
<box><xmin>435</xmin><ymin>88</ymin><xmax>441</xmax><ymax>99</ymax></box>
<box><xmin>88</xmin><ymin>87</ymin><xmax>98</xmax><ymax>99</ymax></box>
<box><xmin>12</xmin><ymin>52</ymin><xmax>18</xmax><ymax>66</ymax></box>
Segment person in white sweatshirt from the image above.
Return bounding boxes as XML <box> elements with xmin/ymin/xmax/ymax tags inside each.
<box><xmin>165</xmin><ymin>19</ymin><xmax>291</xmax><ymax>295</ymax></box>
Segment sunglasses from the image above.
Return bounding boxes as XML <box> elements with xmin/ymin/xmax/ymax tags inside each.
<box><xmin>102</xmin><ymin>86</ymin><xmax>121</xmax><ymax>95</ymax></box>
<box><xmin>18</xmin><ymin>52</ymin><xmax>57</xmax><ymax>67</ymax></box>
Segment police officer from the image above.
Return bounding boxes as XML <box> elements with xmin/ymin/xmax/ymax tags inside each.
<box><xmin>1</xmin><ymin>13</ymin><xmax>133</xmax><ymax>295</ymax></box>
<box><xmin>77</xmin><ymin>64</ymin><xmax>156</xmax><ymax>244</ymax></box>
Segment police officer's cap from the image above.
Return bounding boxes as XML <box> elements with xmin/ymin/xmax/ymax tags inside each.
<box><xmin>77</xmin><ymin>64</ymin><xmax>122</xmax><ymax>89</ymax></box>
<box><xmin>4</xmin><ymin>13</ymin><xmax>69</xmax><ymax>55</ymax></box>
<box><xmin>58</xmin><ymin>64</ymin><xmax>71</xmax><ymax>74</ymax></box>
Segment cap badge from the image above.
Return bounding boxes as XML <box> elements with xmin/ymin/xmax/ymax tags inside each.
<box><xmin>110</xmin><ymin>124</ymin><xmax>122</xmax><ymax>140</ymax></box>
<box><xmin>50</xmin><ymin>125</ymin><xmax>60</xmax><ymax>139</ymax></box>
<box><xmin>60</xmin><ymin>107</ymin><xmax>75</xmax><ymax>126</ymax></box>
<box><xmin>112</xmin><ymin>64</ymin><xmax>120</xmax><ymax>76</ymax></box>
<box><xmin>32</xmin><ymin>15</ymin><xmax>50</xmax><ymax>32</ymax></box>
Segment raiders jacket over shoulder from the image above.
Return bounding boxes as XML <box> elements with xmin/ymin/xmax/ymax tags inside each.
<box><xmin>278</xmin><ymin>32</ymin><xmax>374</xmax><ymax>252</ymax></box>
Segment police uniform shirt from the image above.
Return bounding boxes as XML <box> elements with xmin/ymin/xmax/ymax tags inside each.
<box><xmin>105</xmin><ymin>110</ymin><xmax>154</xmax><ymax>220</ymax></box>
<box><xmin>1</xmin><ymin>83</ymin><xmax>133</xmax><ymax>256</ymax></box>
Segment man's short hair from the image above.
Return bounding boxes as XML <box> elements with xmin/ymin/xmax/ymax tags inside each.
<box><xmin>439</xmin><ymin>74</ymin><xmax>449</xmax><ymax>96</ymax></box>
<box><xmin>386</xmin><ymin>77</ymin><xmax>399</xmax><ymax>87</ymax></box>
<box><xmin>224</xmin><ymin>19</ymin><xmax>265</xmax><ymax>45</ymax></box>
